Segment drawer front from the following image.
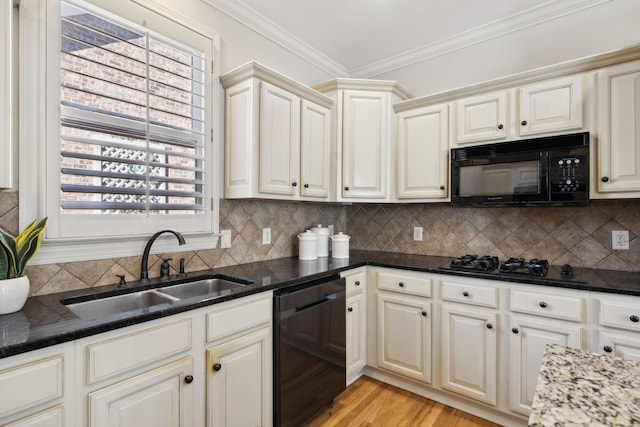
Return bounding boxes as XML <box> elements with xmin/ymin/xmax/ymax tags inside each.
<box><xmin>511</xmin><ymin>290</ymin><xmax>583</xmax><ymax>322</ymax></box>
<box><xmin>207</xmin><ymin>294</ymin><xmax>271</xmax><ymax>342</ymax></box>
<box><xmin>377</xmin><ymin>271</ymin><xmax>432</xmax><ymax>297</ymax></box>
<box><xmin>86</xmin><ymin>319</ymin><xmax>192</xmax><ymax>385</ymax></box>
<box><xmin>600</xmin><ymin>301</ymin><xmax>640</xmax><ymax>332</ymax></box>
<box><xmin>0</xmin><ymin>357</ymin><xmax>63</xmax><ymax>419</ymax></box>
<box><xmin>441</xmin><ymin>280</ymin><xmax>497</xmax><ymax>308</ymax></box>
<box><xmin>345</xmin><ymin>270</ymin><xmax>365</xmax><ymax>295</ymax></box>
<box><xmin>6</xmin><ymin>405</ymin><xmax>64</xmax><ymax>427</ymax></box>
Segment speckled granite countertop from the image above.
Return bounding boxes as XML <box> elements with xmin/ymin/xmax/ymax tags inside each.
<box><xmin>529</xmin><ymin>345</ymin><xmax>640</xmax><ymax>426</ymax></box>
<box><xmin>2</xmin><ymin>250</ymin><xmax>640</xmax><ymax>359</ymax></box>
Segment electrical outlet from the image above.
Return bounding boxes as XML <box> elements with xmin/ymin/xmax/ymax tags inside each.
<box><xmin>413</xmin><ymin>226</ymin><xmax>423</xmax><ymax>241</ymax></box>
<box><xmin>328</xmin><ymin>225</ymin><xmax>334</xmax><ymax>236</ymax></box>
<box><xmin>263</xmin><ymin>228</ymin><xmax>271</xmax><ymax>245</ymax></box>
<box><xmin>612</xmin><ymin>230</ymin><xmax>629</xmax><ymax>250</ymax></box>
<box><xmin>220</xmin><ymin>230</ymin><xmax>231</xmax><ymax>249</ymax></box>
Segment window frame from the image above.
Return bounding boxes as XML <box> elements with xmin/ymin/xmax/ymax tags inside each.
<box><xmin>19</xmin><ymin>0</ymin><xmax>223</xmax><ymax>265</ymax></box>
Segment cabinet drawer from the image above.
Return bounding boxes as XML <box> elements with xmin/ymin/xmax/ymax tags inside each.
<box><xmin>86</xmin><ymin>319</ymin><xmax>192</xmax><ymax>385</ymax></box>
<box><xmin>377</xmin><ymin>271</ymin><xmax>431</xmax><ymax>297</ymax></box>
<box><xmin>511</xmin><ymin>290</ymin><xmax>583</xmax><ymax>322</ymax></box>
<box><xmin>441</xmin><ymin>280</ymin><xmax>497</xmax><ymax>308</ymax></box>
<box><xmin>345</xmin><ymin>270</ymin><xmax>365</xmax><ymax>295</ymax></box>
<box><xmin>207</xmin><ymin>293</ymin><xmax>271</xmax><ymax>342</ymax></box>
<box><xmin>0</xmin><ymin>356</ymin><xmax>63</xmax><ymax>419</ymax></box>
<box><xmin>600</xmin><ymin>300</ymin><xmax>640</xmax><ymax>332</ymax></box>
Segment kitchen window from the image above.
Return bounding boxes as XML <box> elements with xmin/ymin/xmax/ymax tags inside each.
<box><xmin>19</xmin><ymin>0</ymin><xmax>221</xmax><ymax>263</ymax></box>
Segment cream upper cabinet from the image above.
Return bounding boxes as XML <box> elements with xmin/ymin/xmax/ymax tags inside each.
<box><xmin>596</xmin><ymin>60</ymin><xmax>640</xmax><ymax>196</ymax></box>
<box><xmin>451</xmin><ymin>74</ymin><xmax>584</xmax><ymax>148</ymax></box>
<box><xmin>259</xmin><ymin>82</ymin><xmax>300</xmax><ymax>196</ymax></box>
<box><xmin>395</xmin><ymin>103</ymin><xmax>449</xmax><ymax>200</ymax></box>
<box><xmin>456</xmin><ymin>91</ymin><xmax>508</xmax><ymax>145</ymax></box>
<box><xmin>518</xmin><ymin>75</ymin><xmax>583</xmax><ymax>136</ymax></box>
<box><xmin>221</xmin><ymin>62</ymin><xmax>334</xmax><ymax>201</ymax></box>
<box><xmin>1</xmin><ymin>0</ymin><xmax>13</xmax><ymax>189</ymax></box>
<box><xmin>314</xmin><ymin>79</ymin><xmax>411</xmax><ymax>202</ymax></box>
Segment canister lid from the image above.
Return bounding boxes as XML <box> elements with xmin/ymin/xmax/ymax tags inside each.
<box><xmin>330</xmin><ymin>231</ymin><xmax>350</xmax><ymax>241</ymax></box>
<box><xmin>298</xmin><ymin>230</ymin><xmax>317</xmax><ymax>240</ymax></box>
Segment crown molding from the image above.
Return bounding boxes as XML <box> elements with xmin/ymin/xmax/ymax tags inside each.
<box><xmin>201</xmin><ymin>0</ymin><xmax>347</xmax><ymax>77</ymax></box>
<box><xmin>312</xmin><ymin>78</ymin><xmax>412</xmax><ymax>100</ymax></box>
<box><xmin>352</xmin><ymin>0</ymin><xmax>613</xmax><ymax>78</ymax></box>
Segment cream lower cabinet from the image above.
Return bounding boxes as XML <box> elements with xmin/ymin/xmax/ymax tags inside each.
<box><xmin>343</xmin><ymin>268</ymin><xmax>367</xmax><ymax>384</ymax></box>
<box><xmin>508</xmin><ymin>316</ymin><xmax>582</xmax><ymax>415</ymax></box>
<box><xmin>76</xmin><ymin>317</ymin><xmax>196</xmax><ymax>427</ymax></box>
<box><xmin>0</xmin><ymin>343</ymin><xmax>73</xmax><ymax>427</ymax></box>
<box><xmin>592</xmin><ymin>293</ymin><xmax>640</xmax><ymax>362</ymax></box>
<box><xmin>205</xmin><ymin>292</ymin><xmax>272</xmax><ymax>427</ymax></box>
<box><xmin>596</xmin><ymin>59</ymin><xmax>640</xmax><ymax>196</ymax></box>
<box><xmin>508</xmin><ymin>287</ymin><xmax>586</xmax><ymax>416</ymax></box>
<box><xmin>394</xmin><ymin>102</ymin><xmax>449</xmax><ymax>200</ymax></box>
<box><xmin>440</xmin><ymin>304</ymin><xmax>497</xmax><ymax>406</ymax></box>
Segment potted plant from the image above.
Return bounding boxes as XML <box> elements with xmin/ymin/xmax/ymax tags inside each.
<box><xmin>0</xmin><ymin>217</ymin><xmax>47</xmax><ymax>314</ymax></box>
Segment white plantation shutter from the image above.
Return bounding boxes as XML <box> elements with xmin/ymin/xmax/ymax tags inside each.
<box><xmin>59</xmin><ymin>1</ymin><xmax>206</xmax><ymax>214</ymax></box>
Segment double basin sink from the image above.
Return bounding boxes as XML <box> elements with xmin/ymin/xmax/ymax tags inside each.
<box><xmin>62</xmin><ymin>275</ymin><xmax>253</xmax><ymax>320</ymax></box>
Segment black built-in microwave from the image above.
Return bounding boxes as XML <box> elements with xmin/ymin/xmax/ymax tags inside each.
<box><xmin>451</xmin><ymin>132</ymin><xmax>589</xmax><ymax>206</ymax></box>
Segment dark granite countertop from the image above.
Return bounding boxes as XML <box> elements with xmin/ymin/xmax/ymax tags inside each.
<box><xmin>1</xmin><ymin>250</ymin><xmax>640</xmax><ymax>360</ymax></box>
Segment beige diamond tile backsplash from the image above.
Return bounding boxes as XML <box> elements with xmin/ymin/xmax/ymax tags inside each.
<box><xmin>1</xmin><ymin>188</ymin><xmax>639</xmax><ymax>296</ymax></box>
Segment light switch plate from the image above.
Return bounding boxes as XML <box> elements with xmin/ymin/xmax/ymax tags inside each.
<box><xmin>263</xmin><ymin>228</ymin><xmax>271</xmax><ymax>245</ymax></box>
<box><xmin>413</xmin><ymin>226</ymin><xmax>423</xmax><ymax>241</ymax></box>
<box><xmin>220</xmin><ymin>230</ymin><xmax>231</xmax><ymax>249</ymax></box>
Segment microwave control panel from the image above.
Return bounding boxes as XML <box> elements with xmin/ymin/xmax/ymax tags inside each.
<box><xmin>550</xmin><ymin>154</ymin><xmax>588</xmax><ymax>194</ymax></box>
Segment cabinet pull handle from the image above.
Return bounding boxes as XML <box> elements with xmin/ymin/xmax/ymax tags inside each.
<box><xmin>213</xmin><ymin>363</ymin><xmax>222</xmax><ymax>372</ymax></box>
<box><xmin>344</xmin><ymin>186</ymin><xmax>350</xmax><ymax>191</ymax></box>
<box><xmin>291</xmin><ymin>182</ymin><xmax>297</xmax><ymax>187</ymax></box>
<box><xmin>601</xmin><ymin>176</ymin><xmax>609</xmax><ymax>183</ymax></box>
<box><xmin>421</xmin><ymin>311</ymin><xmax>427</xmax><ymax>317</ymax></box>
<box><xmin>512</xmin><ymin>327</ymin><xmax>519</xmax><ymax>334</ymax></box>
<box><xmin>348</xmin><ymin>307</ymin><xmax>353</xmax><ymax>312</ymax></box>
<box><xmin>462</xmin><ymin>291</ymin><xmax>470</xmax><ymax>297</ymax></box>
<box><xmin>521</xmin><ymin>120</ymin><xmax>528</xmax><ymax>126</ymax></box>
<box><xmin>184</xmin><ymin>375</ymin><xmax>194</xmax><ymax>384</ymax></box>
<box><xmin>355</xmin><ymin>280</ymin><xmax>360</xmax><ymax>286</ymax></box>
<box><xmin>630</xmin><ymin>315</ymin><xmax>639</xmax><ymax>323</ymax></box>
<box><xmin>497</xmin><ymin>124</ymin><xmax>504</xmax><ymax>130</ymax></box>
<box><xmin>304</xmin><ymin>183</ymin><xmax>309</xmax><ymax>188</ymax></box>
<box><xmin>603</xmin><ymin>345</ymin><xmax>613</xmax><ymax>353</ymax></box>
<box><xmin>539</xmin><ymin>301</ymin><xmax>548</xmax><ymax>308</ymax></box>
<box><xmin>439</xmin><ymin>185</ymin><xmax>445</xmax><ymax>190</ymax></box>
<box><xmin>398</xmin><ymin>282</ymin><xmax>405</xmax><ymax>288</ymax></box>
<box><xmin>486</xmin><ymin>323</ymin><xmax>493</xmax><ymax>329</ymax></box>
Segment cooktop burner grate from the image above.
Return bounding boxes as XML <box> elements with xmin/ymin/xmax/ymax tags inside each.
<box><xmin>450</xmin><ymin>255</ymin><xmax>500</xmax><ymax>272</ymax></box>
<box><xmin>499</xmin><ymin>258</ymin><xmax>549</xmax><ymax>277</ymax></box>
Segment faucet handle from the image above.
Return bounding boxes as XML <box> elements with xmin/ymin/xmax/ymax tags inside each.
<box><xmin>116</xmin><ymin>275</ymin><xmax>127</xmax><ymax>288</ymax></box>
<box><xmin>160</xmin><ymin>258</ymin><xmax>173</xmax><ymax>280</ymax></box>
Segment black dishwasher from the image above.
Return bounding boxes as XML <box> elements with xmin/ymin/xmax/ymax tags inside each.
<box><xmin>273</xmin><ymin>275</ymin><xmax>346</xmax><ymax>427</ymax></box>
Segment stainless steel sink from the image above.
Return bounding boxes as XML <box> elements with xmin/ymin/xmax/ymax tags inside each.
<box><xmin>63</xmin><ymin>275</ymin><xmax>252</xmax><ymax>319</ymax></box>
<box><xmin>157</xmin><ymin>278</ymin><xmax>247</xmax><ymax>300</ymax></box>
<box><xmin>65</xmin><ymin>290</ymin><xmax>179</xmax><ymax>320</ymax></box>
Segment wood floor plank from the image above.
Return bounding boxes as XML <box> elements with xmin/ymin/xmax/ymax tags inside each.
<box><xmin>305</xmin><ymin>376</ymin><xmax>502</xmax><ymax>427</ymax></box>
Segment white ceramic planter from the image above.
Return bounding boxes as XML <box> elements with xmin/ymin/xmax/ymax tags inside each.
<box><xmin>0</xmin><ymin>276</ymin><xmax>30</xmax><ymax>315</ymax></box>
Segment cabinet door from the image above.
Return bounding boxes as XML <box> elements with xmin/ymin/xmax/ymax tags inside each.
<box><xmin>88</xmin><ymin>357</ymin><xmax>194</xmax><ymax>427</ymax></box>
<box><xmin>377</xmin><ymin>292</ymin><xmax>431</xmax><ymax>384</ymax></box>
<box><xmin>441</xmin><ymin>304</ymin><xmax>497</xmax><ymax>405</ymax></box>
<box><xmin>207</xmin><ymin>328</ymin><xmax>272</xmax><ymax>427</ymax></box>
<box><xmin>519</xmin><ymin>75</ymin><xmax>583</xmax><ymax>136</ymax></box>
<box><xmin>456</xmin><ymin>91</ymin><xmax>508</xmax><ymax>144</ymax></box>
<box><xmin>597</xmin><ymin>330</ymin><xmax>640</xmax><ymax>362</ymax></box>
<box><xmin>597</xmin><ymin>60</ymin><xmax>640</xmax><ymax>193</ymax></box>
<box><xmin>342</xmin><ymin>90</ymin><xmax>389</xmax><ymax>199</ymax></box>
<box><xmin>396</xmin><ymin>103</ymin><xmax>449</xmax><ymax>199</ymax></box>
<box><xmin>300</xmin><ymin>99</ymin><xmax>331</xmax><ymax>198</ymax></box>
<box><xmin>259</xmin><ymin>82</ymin><xmax>300</xmax><ymax>195</ymax></box>
<box><xmin>346</xmin><ymin>292</ymin><xmax>366</xmax><ymax>381</ymax></box>
<box><xmin>509</xmin><ymin>316</ymin><xmax>583</xmax><ymax>415</ymax></box>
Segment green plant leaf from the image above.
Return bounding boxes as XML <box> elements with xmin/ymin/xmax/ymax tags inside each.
<box><xmin>14</xmin><ymin>218</ymin><xmax>47</xmax><ymax>277</ymax></box>
<box><xmin>0</xmin><ymin>229</ymin><xmax>18</xmax><ymax>279</ymax></box>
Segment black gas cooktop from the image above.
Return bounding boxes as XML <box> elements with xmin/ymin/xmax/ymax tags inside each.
<box><xmin>449</xmin><ymin>254</ymin><xmax>558</xmax><ymax>278</ymax></box>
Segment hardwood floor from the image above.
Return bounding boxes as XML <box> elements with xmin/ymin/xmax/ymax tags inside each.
<box><xmin>306</xmin><ymin>376</ymin><xmax>502</xmax><ymax>427</ymax></box>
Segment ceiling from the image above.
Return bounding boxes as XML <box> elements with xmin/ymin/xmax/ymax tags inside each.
<box><xmin>208</xmin><ymin>0</ymin><xmax>597</xmax><ymax>77</ymax></box>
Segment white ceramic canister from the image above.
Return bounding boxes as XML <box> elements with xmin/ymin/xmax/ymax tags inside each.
<box><xmin>330</xmin><ymin>232</ymin><xmax>350</xmax><ymax>259</ymax></box>
<box><xmin>310</xmin><ymin>224</ymin><xmax>330</xmax><ymax>257</ymax></box>
<box><xmin>298</xmin><ymin>230</ymin><xmax>318</xmax><ymax>260</ymax></box>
